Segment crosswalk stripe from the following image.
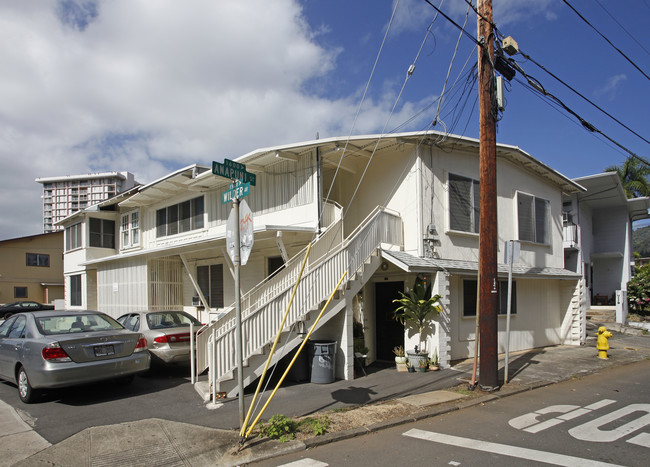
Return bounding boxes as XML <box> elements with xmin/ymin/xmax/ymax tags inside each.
<box><xmin>277</xmin><ymin>459</ymin><xmax>329</xmax><ymax>467</ymax></box>
<box><xmin>403</xmin><ymin>428</ymin><xmax>625</xmax><ymax>467</ymax></box>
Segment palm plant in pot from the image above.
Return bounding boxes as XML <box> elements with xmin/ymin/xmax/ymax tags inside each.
<box><xmin>393</xmin><ymin>276</ymin><xmax>442</xmax><ymax>369</ymax></box>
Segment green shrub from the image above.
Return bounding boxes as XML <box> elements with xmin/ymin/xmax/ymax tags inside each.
<box><xmin>298</xmin><ymin>416</ymin><xmax>330</xmax><ymax>436</ymax></box>
<box><xmin>628</xmin><ymin>264</ymin><xmax>650</xmax><ymax>316</ymax></box>
<box><xmin>259</xmin><ymin>414</ymin><xmax>298</xmax><ymax>442</ymax></box>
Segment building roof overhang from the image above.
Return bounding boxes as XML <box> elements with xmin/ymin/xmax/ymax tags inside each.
<box><xmin>381</xmin><ymin>250</ymin><xmax>582</xmax><ymax>280</ymax></box>
<box><xmin>80</xmin><ymin>224</ymin><xmax>316</xmax><ymax>266</ymax></box>
<box><xmin>186</xmin><ymin>131</ymin><xmax>584</xmax><ymax>196</ymax></box>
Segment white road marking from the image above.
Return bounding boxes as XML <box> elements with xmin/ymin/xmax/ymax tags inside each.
<box><xmin>508</xmin><ymin>399</ymin><xmax>617</xmax><ymax>433</ymax></box>
<box><xmin>277</xmin><ymin>459</ymin><xmax>328</xmax><ymax>467</ymax></box>
<box><xmin>568</xmin><ymin>404</ymin><xmax>650</xmax><ymax>445</ymax></box>
<box><xmin>403</xmin><ymin>428</ymin><xmax>625</xmax><ymax>467</ymax></box>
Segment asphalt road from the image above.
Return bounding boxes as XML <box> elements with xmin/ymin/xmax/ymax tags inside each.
<box><xmin>252</xmin><ymin>360</ymin><xmax>650</xmax><ymax>467</ymax></box>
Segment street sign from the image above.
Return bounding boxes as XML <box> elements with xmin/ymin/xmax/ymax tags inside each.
<box><xmin>226</xmin><ymin>200</ymin><xmax>254</xmax><ymax>266</ymax></box>
<box><xmin>239</xmin><ymin>200</ymin><xmax>254</xmax><ymax>266</ymax></box>
<box><xmin>504</xmin><ymin>240</ymin><xmax>521</xmax><ymax>264</ymax></box>
<box><xmin>212</xmin><ymin>159</ymin><xmax>257</xmax><ymax>186</ymax></box>
<box><xmin>222</xmin><ymin>181</ymin><xmax>250</xmax><ymax>204</ymax></box>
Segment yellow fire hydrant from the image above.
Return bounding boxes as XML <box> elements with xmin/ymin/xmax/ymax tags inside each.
<box><xmin>597</xmin><ymin>326</ymin><xmax>613</xmax><ymax>359</ymax></box>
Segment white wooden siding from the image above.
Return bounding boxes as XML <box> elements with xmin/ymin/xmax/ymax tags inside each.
<box><xmin>97</xmin><ymin>258</ymin><xmax>148</xmax><ymax>318</ymax></box>
<box><xmin>449</xmin><ymin>276</ymin><xmax>571</xmax><ymax>360</ymax></box>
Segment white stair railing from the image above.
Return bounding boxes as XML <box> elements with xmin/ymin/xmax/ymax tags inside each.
<box><xmin>195</xmin><ymin>206</ymin><xmax>402</xmax><ymax>389</ymax></box>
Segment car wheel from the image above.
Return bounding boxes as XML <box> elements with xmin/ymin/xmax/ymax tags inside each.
<box><xmin>17</xmin><ymin>366</ymin><xmax>38</xmax><ymax>403</ymax></box>
<box><xmin>3</xmin><ymin>312</ymin><xmax>12</xmax><ymax>320</ymax></box>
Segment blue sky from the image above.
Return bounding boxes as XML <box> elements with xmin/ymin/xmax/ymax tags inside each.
<box><xmin>0</xmin><ymin>0</ymin><xmax>648</xmax><ymax>240</ymax></box>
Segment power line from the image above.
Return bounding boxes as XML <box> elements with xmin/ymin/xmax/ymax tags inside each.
<box><xmin>424</xmin><ymin>0</ymin><xmax>649</xmax><ymax>167</ymax></box>
<box><xmin>594</xmin><ymin>0</ymin><xmax>650</xmax><ymax>56</ymax></box>
<box><xmin>424</xmin><ymin>0</ymin><xmax>482</xmax><ymax>48</ymax></box>
<box><xmin>510</xmin><ymin>59</ymin><xmax>650</xmax><ymax>167</ymax></box>
<box><xmin>515</xmin><ymin>49</ymin><xmax>650</xmax><ymax>147</ymax></box>
<box><xmin>561</xmin><ymin>0</ymin><xmax>650</xmax><ymax>81</ymax></box>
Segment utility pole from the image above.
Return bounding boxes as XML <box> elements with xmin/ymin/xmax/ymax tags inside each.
<box><xmin>477</xmin><ymin>0</ymin><xmax>499</xmax><ymax>391</ymax></box>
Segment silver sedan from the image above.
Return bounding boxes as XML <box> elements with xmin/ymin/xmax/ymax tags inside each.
<box><xmin>117</xmin><ymin>311</ymin><xmax>202</xmax><ymax>365</ymax></box>
<box><xmin>0</xmin><ymin>310</ymin><xmax>150</xmax><ymax>403</ymax></box>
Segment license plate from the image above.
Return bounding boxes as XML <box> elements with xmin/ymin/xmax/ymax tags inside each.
<box><xmin>94</xmin><ymin>344</ymin><xmax>115</xmax><ymax>357</ymax></box>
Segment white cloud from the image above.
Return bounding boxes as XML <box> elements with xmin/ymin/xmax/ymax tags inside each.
<box><xmin>0</xmin><ymin>0</ymin><xmax>392</xmax><ymax>240</ymax></box>
<box><xmin>595</xmin><ymin>74</ymin><xmax>628</xmax><ymax>100</ymax></box>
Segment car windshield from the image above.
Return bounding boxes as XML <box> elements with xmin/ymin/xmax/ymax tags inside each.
<box><xmin>146</xmin><ymin>312</ymin><xmax>201</xmax><ymax>330</ymax></box>
<box><xmin>36</xmin><ymin>314</ymin><xmax>124</xmax><ymax>335</ymax></box>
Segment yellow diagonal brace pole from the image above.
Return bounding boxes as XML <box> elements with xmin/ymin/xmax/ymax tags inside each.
<box><xmin>239</xmin><ymin>243</ymin><xmax>312</xmax><ymax>438</ymax></box>
<box><xmin>244</xmin><ymin>270</ymin><xmax>348</xmax><ymax>440</ymax></box>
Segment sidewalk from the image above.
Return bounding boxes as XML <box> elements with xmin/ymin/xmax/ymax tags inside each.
<box><xmin>5</xmin><ymin>321</ymin><xmax>649</xmax><ymax>467</ymax></box>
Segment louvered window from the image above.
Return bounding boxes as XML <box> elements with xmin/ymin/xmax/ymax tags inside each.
<box><xmin>197</xmin><ymin>264</ymin><xmax>224</xmax><ymax>308</ymax></box>
<box><xmin>517</xmin><ymin>192</ymin><xmax>550</xmax><ymax>244</ymax></box>
<box><xmin>449</xmin><ymin>174</ymin><xmax>480</xmax><ymax>233</ymax></box>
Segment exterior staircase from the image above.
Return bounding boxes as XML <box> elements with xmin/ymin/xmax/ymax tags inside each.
<box><xmin>586</xmin><ymin>306</ymin><xmax>616</xmax><ymax>323</ymax></box>
<box><xmin>194</xmin><ymin>207</ymin><xmax>403</xmax><ymax>399</ymax></box>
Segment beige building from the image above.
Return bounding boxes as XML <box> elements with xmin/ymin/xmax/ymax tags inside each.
<box><xmin>0</xmin><ymin>232</ymin><xmax>64</xmax><ymax>305</ymax></box>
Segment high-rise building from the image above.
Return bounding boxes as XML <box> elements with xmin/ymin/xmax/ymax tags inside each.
<box><xmin>35</xmin><ymin>172</ymin><xmax>138</xmax><ymax>233</ymax></box>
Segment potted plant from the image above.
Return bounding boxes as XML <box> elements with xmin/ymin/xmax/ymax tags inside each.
<box><xmin>428</xmin><ymin>348</ymin><xmax>439</xmax><ymax>371</ymax></box>
<box><xmin>418</xmin><ymin>359</ymin><xmax>428</xmax><ymax>373</ymax></box>
<box><xmin>393</xmin><ymin>276</ymin><xmax>442</xmax><ymax>368</ymax></box>
<box><xmin>406</xmin><ymin>359</ymin><xmax>415</xmax><ymax>373</ymax></box>
<box><xmin>393</xmin><ymin>345</ymin><xmax>407</xmax><ymax>371</ymax></box>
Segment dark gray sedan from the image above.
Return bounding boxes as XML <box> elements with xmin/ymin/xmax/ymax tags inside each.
<box><xmin>0</xmin><ymin>310</ymin><xmax>150</xmax><ymax>403</ymax></box>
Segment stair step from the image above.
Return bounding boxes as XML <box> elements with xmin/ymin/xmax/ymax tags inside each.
<box><xmin>586</xmin><ymin>309</ymin><xmax>616</xmax><ymax>322</ymax></box>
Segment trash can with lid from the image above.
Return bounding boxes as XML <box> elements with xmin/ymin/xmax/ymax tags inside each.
<box><xmin>310</xmin><ymin>340</ymin><xmax>337</xmax><ymax>384</ymax></box>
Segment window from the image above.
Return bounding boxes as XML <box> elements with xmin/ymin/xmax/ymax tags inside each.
<box><xmin>449</xmin><ymin>174</ymin><xmax>480</xmax><ymax>233</ymax></box>
<box><xmin>70</xmin><ymin>274</ymin><xmax>82</xmax><ymax>306</ymax></box>
<box><xmin>14</xmin><ymin>286</ymin><xmax>27</xmax><ymax>298</ymax></box>
<box><xmin>65</xmin><ymin>223</ymin><xmax>82</xmax><ymax>251</ymax></box>
<box><xmin>462</xmin><ymin>279</ymin><xmax>517</xmax><ymax>317</ymax></box>
<box><xmin>197</xmin><ymin>264</ymin><xmax>224</xmax><ymax>308</ymax></box>
<box><xmin>26</xmin><ymin>253</ymin><xmax>50</xmax><ymax>267</ymax></box>
<box><xmin>517</xmin><ymin>192</ymin><xmax>550</xmax><ymax>244</ymax></box>
<box><xmin>89</xmin><ymin>218</ymin><xmax>115</xmax><ymax>249</ymax></box>
<box><xmin>156</xmin><ymin>196</ymin><xmax>204</xmax><ymax>238</ymax></box>
<box><xmin>8</xmin><ymin>316</ymin><xmax>26</xmax><ymax>338</ymax></box>
<box><xmin>120</xmin><ymin>211</ymin><xmax>140</xmax><ymax>248</ymax></box>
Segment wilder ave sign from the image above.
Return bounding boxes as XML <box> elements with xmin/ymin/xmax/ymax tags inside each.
<box><xmin>222</xmin><ymin>180</ymin><xmax>250</xmax><ymax>203</ymax></box>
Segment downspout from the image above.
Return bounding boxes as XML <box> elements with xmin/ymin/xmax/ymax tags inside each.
<box><xmin>316</xmin><ymin>145</ymin><xmax>323</xmax><ymax>234</ymax></box>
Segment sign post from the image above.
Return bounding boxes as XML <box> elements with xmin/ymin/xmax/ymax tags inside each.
<box><xmin>213</xmin><ymin>158</ymin><xmax>255</xmax><ymax>429</ymax></box>
<box><xmin>504</xmin><ymin>240</ymin><xmax>520</xmax><ymax>384</ymax></box>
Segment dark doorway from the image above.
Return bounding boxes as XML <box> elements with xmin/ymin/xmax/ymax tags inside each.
<box><xmin>267</xmin><ymin>256</ymin><xmax>285</xmax><ymax>279</ymax></box>
<box><xmin>375</xmin><ymin>281</ymin><xmax>404</xmax><ymax>361</ymax></box>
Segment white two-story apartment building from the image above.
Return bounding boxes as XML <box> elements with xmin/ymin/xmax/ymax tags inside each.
<box><xmin>563</xmin><ymin>171</ymin><xmax>650</xmax><ymax>322</ymax></box>
<box><xmin>59</xmin><ymin>131</ymin><xmax>586</xmax><ymax>396</ymax></box>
